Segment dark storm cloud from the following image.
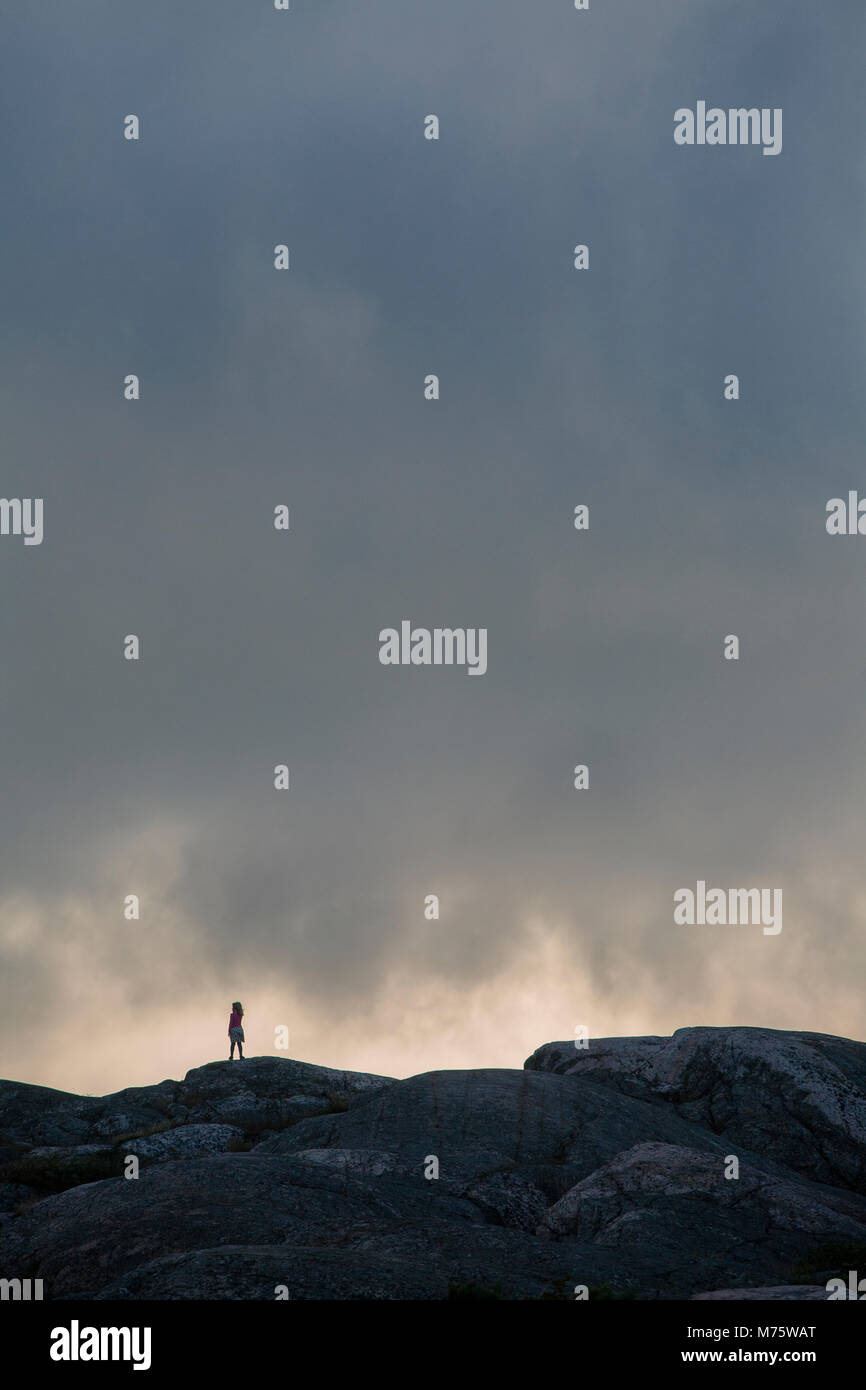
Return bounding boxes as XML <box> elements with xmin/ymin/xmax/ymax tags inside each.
<box><xmin>0</xmin><ymin>0</ymin><xmax>863</xmax><ymax>1084</ymax></box>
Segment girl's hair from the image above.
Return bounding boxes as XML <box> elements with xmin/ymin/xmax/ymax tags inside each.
<box><xmin>232</xmin><ymin>1001</ymin><xmax>243</xmax><ymax>1011</ymax></box>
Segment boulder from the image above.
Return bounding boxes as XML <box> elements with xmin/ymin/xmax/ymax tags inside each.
<box><xmin>177</xmin><ymin>1057</ymin><xmax>395</xmax><ymax>1134</ymax></box>
<box><xmin>0</xmin><ymin>1057</ymin><xmax>396</xmax><ymax>1151</ymax></box>
<box><xmin>692</xmin><ymin>1285</ymin><xmax>830</xmax><ymax>1300</ymax></box>
<box><xmin>0</xmin><ymin>1182</ymin><xmax>43</xmax><ymax>1218</ymax></box>
<box><xmin>539</xmin><ymin>1141</ymin><xmax>866</xmax><ymax>1245</ymax></box>
<box><xmin>0</xmin><ymin>1143</ymin><xmax>122</xmax><ymax>1192</ymax></box>
<box><xmin>525</xmin><ymin>1027</ymin><xmax>866</xmax><ymax>1193</ymax></box>
<box><xmin>126</xmin><ymin>1124</ymin><xmax>245</xmax><ymax>1163</ymax></box>
<box><xmin>0</xmin><ymin>1153</ymin><xmax>479</xmax><ymax>1297</ymax></box>
<box><xmin>87</xmin><ymin>1245</ymin><xmax>451</xmax><ymax>1301</ymax></box>
<box><xmin>81</xmin><ymin>1228</ymin><xmax>619</xmax><ymax>1301</ymax></box>
<box><xmin>2</xmin><ymin>1033</ymin><xmax>866</xmax><ymax>1298</ymax></box>
<box><xmin>256</xmin><ymin>1067</ymin><xmax>734</xmax><ymax>1182</ymax></box>
<box><xmin>0</xmin><ymin>1079</ymin><xmax>180</xmax><ymax>1149</ymax></box>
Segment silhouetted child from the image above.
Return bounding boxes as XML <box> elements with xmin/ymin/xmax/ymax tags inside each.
<box><xmin>228</xmin><ymin>1001</ymin><xmax>245</xmax><ymax>1060</ymax></box>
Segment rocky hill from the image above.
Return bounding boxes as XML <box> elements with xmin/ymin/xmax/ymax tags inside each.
<box><xmin>1</xmin><ymin>1028</ymin><xmax>864</xmax><ymax>1299</ymax></box>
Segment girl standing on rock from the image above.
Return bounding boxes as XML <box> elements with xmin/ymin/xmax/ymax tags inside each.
<box><xmin>228</xmin><ymin>1002</ymin><xmax>245</xmax><ymax>1060</ymax></box>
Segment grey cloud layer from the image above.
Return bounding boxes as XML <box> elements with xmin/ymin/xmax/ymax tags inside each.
<box><xmin>0</xmin><ymin>0</ymin><xmax>863</xmax><ymax>1080</ymax></box>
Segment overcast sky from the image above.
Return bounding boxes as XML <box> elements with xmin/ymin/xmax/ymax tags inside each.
<box><xmin>1</xmin><ymin>0</ymin><xmax>863</xmax><ymax>1095</ymax></box>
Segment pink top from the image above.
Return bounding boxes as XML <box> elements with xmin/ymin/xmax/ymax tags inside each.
<box><xmin>228</xmin><ymin>1011</ymin><xmax>243</xmax><ymax>1032</ymax></box>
